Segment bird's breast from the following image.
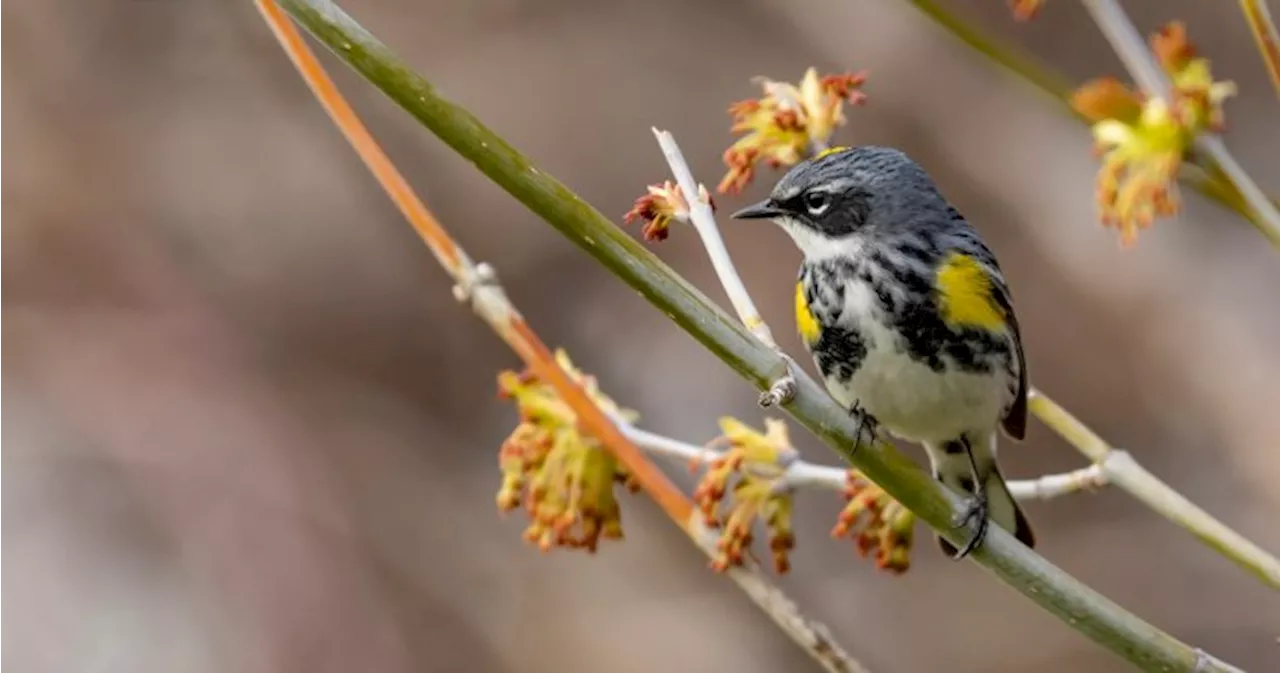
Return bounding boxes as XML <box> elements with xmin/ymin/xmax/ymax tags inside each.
<box><xmin>800</xmin><ymin>264</ymin><xmax>1014</xmax><ymax>443</ymax></box>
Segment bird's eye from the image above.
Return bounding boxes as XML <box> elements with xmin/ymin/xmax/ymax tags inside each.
<box><xmin>803</xmin><ymin>191</ymin><xmax>830</xmax><ymax>216</ymax></box>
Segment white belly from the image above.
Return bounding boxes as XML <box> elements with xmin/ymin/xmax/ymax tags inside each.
<box><xmin>820</xmin><ymin>281</ymin><xmax>1008</xmax><ymax>445</ymax></box>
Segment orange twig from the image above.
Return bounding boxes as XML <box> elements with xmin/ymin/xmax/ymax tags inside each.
<box><xmin>254</xmin><ymin>0</ymin><xmax>689</xmax><ymax>523</ymax></box>
<box><xmin>256</xmin><ymin>0</ymin><xmax>684</xmax><ymax>524</ymax></box>
<box><xmin>1240</xmin><ymin>0</ymin><xmax>1280</xmax><ymax>101</ymax></box>
<box><xmin>254</xmin><ymin>3</ymin><xmax>865</xmax><ymax>671</ymax></box>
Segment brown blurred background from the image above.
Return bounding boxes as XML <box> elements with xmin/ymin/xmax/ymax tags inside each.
<box><xmin>4</xmin><ymin>1</ymin><xmax>1279</xmax><ymax>671</ymax></box>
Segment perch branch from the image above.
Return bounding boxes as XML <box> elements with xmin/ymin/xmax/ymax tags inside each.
<box><xmin>254</xmin><ymin>3</ymin><xmax>870</xmax><ymax>672</ymax></box>
<box><xmin>273</xmin><ymin>1</ymin><xmax>1248</xmax><ymax>669</ymax></box>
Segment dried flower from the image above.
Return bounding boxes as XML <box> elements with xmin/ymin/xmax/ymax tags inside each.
<box><xmin>1009</xmin><ymin>0</ymin><xmax>1045</xmax><ymax>21</ymax></box>
<box><xmin>1071</xmin><ymin>23</ymin><xmax>1234</xmax><ymax>246</ymax></box>
<box><xmin>831</xmin><ymin>470</ymin><xmax>915</xmax><ymax>574</ymax></box>
<box><xmin>692</xmin><ymin>417</ymin><xmax>797</xmax><ymax>573</ymax></box>
<box><xmin>496</xmin><ymin>350</ymin><xmax>639</xmax><ymax>553</ymax></box>
<box><xmin>622</xmin><ymin>180</ymin><xmax>714</xmax><ymax>242</ymax></box>
<box><xmin>719</xmin><ymin>68</ymin><xmax>868</xmax><ymax>194</ymax></box>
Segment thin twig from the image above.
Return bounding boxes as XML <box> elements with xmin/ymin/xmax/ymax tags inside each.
<box><xmin>1240</xmin><ymin>0</ymin><xmax>1280</xmax><ymax>101</ymax></box>
<box><xmin>652</xmin><ymin>128</ymin><xmax>799</xmax><ymax>407</ymax></box>
<box><xmin>651</xmin><ymin>128</ymin><xmax>775</xmax><ymax>347</ymax></box>
<box><xmin>254</xmin><ymin>3</ymin><xmax>869</xmax><ymax>672</ymax></box>
<box><xmin>1028</xmin><ymin>391</ymin><xmax>1280</xmax><ymax>588</ymax></box>
<box><xmin>274</xmin><ymin>1</ymin><xmax>1249</xmax><ymax>668</ymax></box>
<box><xmin>623</xmin><ymin>423</ymin><xmax>1106</xmax><ymax>500</ymax></box>
<box><xmin>1079</xmin><ymin>0</ymin><xmax>1280</xmax><ymax>246</ymax></box>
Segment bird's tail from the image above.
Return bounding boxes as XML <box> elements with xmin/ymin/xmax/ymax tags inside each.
<box><xmin>926</xmin><ymin>435</ymin><xmax>1035</xmax><ymax>554</ymax></box>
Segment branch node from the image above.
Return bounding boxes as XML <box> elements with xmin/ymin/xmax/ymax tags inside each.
<box><xmin>451</xmin><ymin>260</ymin><xmax>497</xmax><ymax>303</ymax></box>
<box><xmin>759</xmin><ymin>353</ymin><xmax>800</xmax><ymax>408</ymax></box>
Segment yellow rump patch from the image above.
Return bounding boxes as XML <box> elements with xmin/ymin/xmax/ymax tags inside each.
<box><xmin>815</xmin><ymin>146</ymin><xmax>850</xmax><ymax>160</ymax></box>
<box><xmin>795</xmin><ymin>281</ymin><xmax>821</xmax><ymax>346</ymax></box>
<box><xmin>936</xmin><ymin>252</ymin><xmax>1005</xmax><ymax>330</ymax></box>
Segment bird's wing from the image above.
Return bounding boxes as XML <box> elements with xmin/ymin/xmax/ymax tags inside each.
<box><xmin>988</xmin><ymin>273</ymin><xmax>1028</xmax><ymax>441</ymax></box>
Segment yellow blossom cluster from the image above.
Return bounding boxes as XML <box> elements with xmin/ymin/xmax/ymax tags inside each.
<box><xmin>718</xmin><ymin>68</ymin><xmax>868</xmax><ymax>195</ymax></box>
<box><xmin>496</xmin><ymin>350</ymin><xmax>639</xmax><ymax>553</ymax></box>
<box><xmin>1072</xmin><ymin>22</ymin><xmax>1235</xmax><ymax>246</ymax></box>
<box><xmin>692</xmin><ymin>417</ymin><xmax>797</xmax><ymax>573</ymax></box>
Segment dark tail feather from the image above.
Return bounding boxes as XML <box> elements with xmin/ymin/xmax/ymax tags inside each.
<box><xmin>935</xmin><ymin>467</ymin><xmax>1035</xmax><ymax>554</ymax></box>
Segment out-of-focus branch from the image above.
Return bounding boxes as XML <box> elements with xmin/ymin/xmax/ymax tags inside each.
<box><xmin>623</xmin><ymin>423</ymin><xmax>1106</xmax><ymax>500</ymax></box>
<box><xmin>1028</xmin><ymin>392</ymin><xmax>1280</xmax><ymax>588</ymax></box>
<box><xmin>274</xmin><ymin>2</ymin><xmax>1248</xmax><ymax>668</ymax></box>
<box><xmin>1240</xmin><ymin>0</ymin><xmax>1280</xmax><ymax>100</ymax></box>
<box><xmin>254</xmin><ymin>3</ymin><xmax>868</xmax><ymax>672</ymax></box>
<box><xmin>1078</xmin><ymin>0</ymin><xmax>1280</xmax><ymax>247</ymax></box>
<box><xmin>902</xmin><ymin>0</ymin><xmax>1280</xmax><ymax>246</ymax></box>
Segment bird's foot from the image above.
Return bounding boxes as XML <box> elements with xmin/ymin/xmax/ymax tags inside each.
<box><xmin>849</xmin><ymin>400</ymin><xmax>880</xmax><ymax>452</ymax></box>
<box><xmin>949</xmin><ymin>492</ymin><xmax>989</xmax><ymax>560</ymax></box>
<box><xmin>758</xmin><ymin>352</ymin><xmax>799</xmax><ymax>408</ymax></box>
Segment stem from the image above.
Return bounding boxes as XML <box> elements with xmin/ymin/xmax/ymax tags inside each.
<box><xmin>275</xmin><ymin>1</ymin><xmax>1248</xmax><ymax>668</ymax></box>
<box><xmin>1028</xmin><ymin>391</ymin><xmax>1280</xmax><ymax>587</ymax></box>
<box><xmin>902</xmin><ymin>0</ymin><xmax>1280</xmax><ymax>245</ymax></box>
<box><xmin>255</xmin><ymin>4</ymin><xmax>869</xmax><ymax>672</ymax></box>
<box><xmin>624</xmin><ymin>423</ymin><xmax>1107</xmax><ymax>500</ymax></box>
<box><xmin>1239</xmin><ymin>0</ymin><xmax>1280</xmax><ymax>102</ymax></box>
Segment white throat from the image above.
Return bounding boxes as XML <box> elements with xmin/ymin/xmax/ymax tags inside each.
<box><xmin>774</xmin><ymin>215</ymin><xmax>864</xmax><ymax>262</ymax></box>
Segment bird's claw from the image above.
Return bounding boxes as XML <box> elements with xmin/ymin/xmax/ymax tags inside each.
<box><xmin>758</xmin><ymin>352</ymin><xmax>799</xmax><ymax>408</ymax></box>
<box><xmin>849</xmin><ymin>401</ymin><xmax>879</xmax><ymax>451</ymax></box>
<box><xmin>949</xmin><ymin>493</ymin><xmax>989</xmax><ymax>560</ymax></box>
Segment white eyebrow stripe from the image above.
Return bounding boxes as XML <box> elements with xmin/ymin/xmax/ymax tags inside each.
<box><xmin>819</xmin><ymin>177</ymin><xmax>858</xmax><ymax>193</ymax></box>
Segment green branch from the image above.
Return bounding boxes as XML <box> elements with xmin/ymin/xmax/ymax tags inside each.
<box><xmin>275</xmin><ymin>1</ymin><xmax>1243</xmax><ymax>670</ymax></box>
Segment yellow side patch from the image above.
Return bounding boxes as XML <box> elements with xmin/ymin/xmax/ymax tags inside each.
<box><xmin>815</xmin><ymin>146</ymin><xmax>850</xmax><ymax>160</ymax></box>
<box><xmin>795</xmin><ymin>281</ymin><xmax>821</xmax><ymax>346</ymax></box>
<box><xmin>936</xmin><ymin>252</ymin><xmax>1005</xmax><ymax>330</ymax></box>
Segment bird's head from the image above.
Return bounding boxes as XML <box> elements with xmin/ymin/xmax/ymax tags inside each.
<box><xmin>731</xmin><ymin>145</ymin><xmax>949</xmax><ymax>260</ymax></box>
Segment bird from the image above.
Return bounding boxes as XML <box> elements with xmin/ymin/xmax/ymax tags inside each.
<box><xmin>731</xmin><ymin>145</ymin><xmax>1035</xmax><ymax>558</ymax></box>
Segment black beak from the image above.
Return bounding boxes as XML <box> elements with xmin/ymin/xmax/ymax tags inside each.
<box><xmin>731</xmin><ymin>200</ymin><xmax>783</xmax><ymax>220</ymax></box>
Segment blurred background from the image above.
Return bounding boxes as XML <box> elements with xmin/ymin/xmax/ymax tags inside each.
<box><xmin>4</xmin><ymin>0</ymin><xmax>1279</xmax><ymax>671</ymax></box>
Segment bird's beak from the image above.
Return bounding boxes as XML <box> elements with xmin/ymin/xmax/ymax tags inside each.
<box><xmin>731</xmin><ymin>199</ymin><xmax>783</xmax><ymax>220</ymax></box>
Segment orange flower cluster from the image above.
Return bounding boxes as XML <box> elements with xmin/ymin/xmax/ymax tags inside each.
<box><xmin>718</xmin><ymin>68</ymin><xmax>868</xmax><ymax>195</ymax></box>
<box><xmin>496</xmin><ymin>350</ymin><xmax>639</xmax><ymax>553</ymax></box>
<box><xmin>692</xmin><ymin>418</ymin><xmax>797</xmax><ymax>573</ymax></box>
<box><xmin>1072</xmin><ymin>22</ymin><xmax>1235</xmax><ymax>246</ymax></box>
<box><xmin>831</xmin><ymin>470</ymin><xmax>915</xmax><ymax>574</ymax></box>
<box><xmin>622</xmin><ymin>180</ymin><xmax>714</xmax><ymax>242</ymax></box>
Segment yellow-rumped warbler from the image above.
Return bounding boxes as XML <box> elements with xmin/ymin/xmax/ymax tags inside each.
<box><xmin>732</xmin><ymin>146</ymin><xmax>1035</xmax><ymax>558</ymax></box>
